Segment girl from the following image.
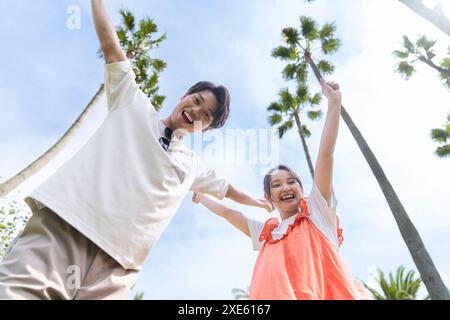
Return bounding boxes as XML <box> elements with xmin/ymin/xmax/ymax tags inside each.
<box><xmin>192</xmin><ymin>79</ymin><xmax>371</xmax><ymax>300</ymax></box>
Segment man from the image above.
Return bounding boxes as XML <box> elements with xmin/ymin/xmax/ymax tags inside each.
<box><xmin>0</xmin><ymin>0</ymin><xmax>270</xmax><ymax>299</ymax></box>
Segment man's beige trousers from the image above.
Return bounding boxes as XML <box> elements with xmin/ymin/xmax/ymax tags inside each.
<box><xmin>0</xmin><ymin>207</ymin><xmax>139</xmax><ymax>300</ymax></box>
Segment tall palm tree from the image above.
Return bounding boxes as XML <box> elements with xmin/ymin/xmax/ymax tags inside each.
<box><xmin>362</xmin><ymin>266</ymin><xmax>428</xmax><ymax>300</ymax></box>
<box><xmin>394</xmin><ymin>35</ymin><xmax>450</xmax><ymax>157</ymax></box>
<box><xmin>0</xmin><ymin>9</ymin><xmax>167</xmax><ymax>199</ymax></box>
<box><xmin>268</xmin><ymin>84</ymin><xmax>322</xmax><ymax>178</ymax></box>
<box><xmin>272</xmin><ymin>16</ymin><xmax>450</xmax><ymax>300</ymax></box>
<box><xmin>399</xmin><ymin>0</ymin><xmax>450</xmax><ymax>37</ymax></box>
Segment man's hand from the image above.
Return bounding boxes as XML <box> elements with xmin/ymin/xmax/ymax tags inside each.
<box><xmin>257</xmin><ymin>198</ymin><xmax>274</xmax><ymax>213</ymax></box>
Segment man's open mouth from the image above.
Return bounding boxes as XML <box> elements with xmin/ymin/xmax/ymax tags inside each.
<box><xmin>182</xmin><ymin>110</ymin><xmax>194</xmax><ymax>124</ymax></box>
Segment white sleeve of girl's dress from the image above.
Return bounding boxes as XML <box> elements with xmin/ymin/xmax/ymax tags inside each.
<box><xmin>308</xmin><ymin>183</ymin><xmax>340</xmax><ymax>250</ymax></box>
<box><xmin>247</xmin><ymin>218</ymin><xmax>265</xmax><ymax>251</ymax></box>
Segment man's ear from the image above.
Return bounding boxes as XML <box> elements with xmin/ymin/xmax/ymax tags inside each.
<box><xmin>180</xmin><ymin>94</ymin><xmax>187</xmax><ymax>101</ymax></box>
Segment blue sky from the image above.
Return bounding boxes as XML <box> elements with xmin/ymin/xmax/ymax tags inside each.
<box><xmin>1</xmin><ymin>0</ymin><xmax>449</xmax><ymax>299</ymax></box>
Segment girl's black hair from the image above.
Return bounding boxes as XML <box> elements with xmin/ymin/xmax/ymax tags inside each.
<box><xmin>263</xmin><ymin>165</ymin><xmax>303</xmax><ymax>202</ymax></box>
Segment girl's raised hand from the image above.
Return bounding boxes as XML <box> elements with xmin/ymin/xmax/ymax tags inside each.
<box><xmin>320</xmin><ymin>78</ymin><xmax>342</xmax><ymax>106</ymax></box>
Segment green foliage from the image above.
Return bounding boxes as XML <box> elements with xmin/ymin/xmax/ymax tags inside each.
<box><xmin>307</xmin><ymin>110</ymin><xmax>323</xmax><ymax>120</ymax></box>
<box><xmin>300</xmin><ymin>16</ymin><xmax>318</xmax><ymax>41</ymax></box>
<box><xmin>317</xmin><ymin>60</ymin><xmax>335</xmax><ymax>75</ymax></box>
<box><xmin>271</xmin><ymin>16</ymin><xmax>339</xmax><ymax>92</ymax></box>
<box><xmin>430</xmin><ymin>114</ymin><xmax>450</xmax><ymax>158</ymax></box>
<box><xmin>396</xmin><ymin>61</ymin><xmax>416</xmax><ymax>79</ymax></box>
<box><xmin>394</xmin><ymin>35</ymin><xmax>450</xmax><ymax>158</ymax></box>
<box><xmin>362</xmin><ymin>266</ymin><xmax>427</xmax><ymax>300</ymax></box>
<box><xmin>133</xmin><ymin>292</ymin><xmax>144</xmax><ymax>300</ymax></box>
<box><xmin>301</xmin><ymin>124</ymin><xmax>311</xmax><ymax>138</ymax></box>
<box><xmin>282</xmin><ymin>27</ymin><xmax>299</xmax><ymax>46</ymax></box>
<box><xmin>0</xmin><ymin>200</ymin><xmax>30</xmax><ymax>258</ymax></box>
<box><xmin>232</xmin><ymin>287</ymin><xmax>249</xmax><ymax>300</ymax></box>
<box><xmin>267</xmin><ymin>83</ymin><xmax>321</xmax><ymax>141</ymax></box>
<box><xmin>271</xmin><ymin>45</ymin><xmax>298</xmax><ymax>61</ymax></box>
<box><xmin>321</xmin><ymin>38</ymin><xmax>341</xmax><ymax>54</ymax></box>
<box><xmin>394</xmin><ymin>34</ymin><xmax>449</xmax><ymax>89</ymax></box>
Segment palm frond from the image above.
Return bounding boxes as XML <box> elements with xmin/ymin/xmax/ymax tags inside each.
<box><xmin>282</xmin><ymin>63</ymin><xmax>299</xmax><ymax>81</ymax></box>
<box><xmin>317</xmin><ymin>60</ymin><xmax>335</xmax><ymax>75</ymax></box>
<box><xmin>296</xmin><ymin>84</ymin><xmax>309</xmax><ymax>104</ymax></box>
<box><xmin>300</xmin><ymin>16</ymin><xmax>318</xmax><ymax>41</ymax></box>
<box><xmin>416</xmin><ymin>35</ymin><xmax>436</xmax><ymax>52</ymax></box>
<box><xmin>435</xmin><ymin>144</ymin><xmax>450</xmax><ymax>157</ymax></box>
<box><xmin>282</xmin><ymin>27</ymin><xmax>299</xmax><ymax>46</ymax></box>
<box><xmin>402</xmin><ymin>35</ymin><xmax>415</xmax><ymax>53</ymax></box>
<box><xmin>430</xmin><ymin>128</ymin><xmax>448</xmax><ymax>143</ymax></box>
<box><xmin>309</xmin><ymin>92</ymin><xmax>322</xmax><ymax>105</ymax></box>
<box><xmin>321</xmin><ymin>38</ymin><xmax>341</xmax><ymax>54</ymax></box>
<box><xmin>301</xmin><ymin>124</ymin><xmax>311</xmax><ymax>138</ymax></box>
<box><xmin>269</xmin><ymin>114</ymin><xmax>283</xmax><ymax>126</ymax></box>
<box><xmin>395</xmin><ymin>61</ymin><xmax>415</xmax><ymax>79</ymax></box>
<box><xmin>393</xmin><ymin>50</ymin><xmax>409</xmax><ymax>59</ymax></box>
<box><xmin>271</xmin><ymin>45</ymin><xmax>298</xmax><ymax>61</ymax></box>
<box><xmin>120</xmin><ymin>9</ymin><xmax>135</xmax><ymax>32</ymax></box>
<box><xmin>319</xmin><ymin>22</ymin><xmax>336</xmax><ymax>40</ymax></box>
<box><xmin>307</xmin><ymin>110</ymin><xmax>323</xmax><ymax>121</ymax></box>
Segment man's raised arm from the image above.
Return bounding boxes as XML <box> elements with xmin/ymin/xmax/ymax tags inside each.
<box><xmin>91</xmin><ymin>0</ymin><xmax>127</xmax><ymax>64</ymax></box>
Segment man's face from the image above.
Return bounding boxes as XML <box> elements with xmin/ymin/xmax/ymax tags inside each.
<box><xmin>169</xmin><ymin>90</ymin><xmax>218</xmax><ymax>134</ymax></box>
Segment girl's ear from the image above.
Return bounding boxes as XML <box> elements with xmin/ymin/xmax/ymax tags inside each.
<box><xmin>264</xmin><ymin>192</ymin><xmax>271</xmax><ymax>203</ymax></box>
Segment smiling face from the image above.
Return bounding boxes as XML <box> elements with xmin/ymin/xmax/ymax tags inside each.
<box><xmin>265</xmin><ymin>169</ymin><xmax>303</xmax><ymax>218</ymax></box>
<box><xmin>168</xmin><ymin>90</ymin><xmax>218</xmax><ymax>134</ymax></box>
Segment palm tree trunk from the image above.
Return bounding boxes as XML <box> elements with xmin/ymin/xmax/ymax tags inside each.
<box><xmin>305</xmin><ymin>54</ymin><xmax>450</xmax><ymax>300</ymax></box>
<box><xmin>399</xmin><ymin>0</ymin><xmax>450</xmax><ymax>36</ymax></box>
<box><xmin>293</xmin><ymin>111</ymin><xmax>315</xmax><ymax>179</ymax></box>
<box><xmin>0</xmin><ymin>84</ymin><xmax>105</xmax><ymax>198</ymax></box>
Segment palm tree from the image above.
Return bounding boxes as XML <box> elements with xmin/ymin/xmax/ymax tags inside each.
<box><xmin>272</xmin><ymin>16</ymin><xmax>450</xmax><ymax>300</ymax></box>
<box><xmin>0</xmin><ymin>9</ymin><xmax>167</xmax><ymax>199</ymax></box>
<box><xmin>232</xmin><ymin>287</ymin><xmax>250</xmax><ymax>300</ymax></box>
<box><xmin>268</xmin><ymin>84</ymin><xmax>323</xmax><ymax>178</ymax></box>
<box><xmin>394</xmin><ymin>35</ymin><xmax>450</xmax><ymax>157</ymax></box>
<box><xmin>399</xmin><ymin>0</ymin><xmax>450</xmax><ymax>37</ymax></box>
<box><xmin>394</xmin><ymin>35</ymin><xmax>450</xmax><ymax>88</ymax></box>
<box><xmin>362</xmin><ymin>266</ymin><xmax>429</xmax><ymax>300</ymax></box>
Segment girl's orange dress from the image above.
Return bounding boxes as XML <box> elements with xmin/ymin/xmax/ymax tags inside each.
<box><xmin>249</xmin><ymin>198</ymin><xmax>370</xmax><ymax>300</ymax></box>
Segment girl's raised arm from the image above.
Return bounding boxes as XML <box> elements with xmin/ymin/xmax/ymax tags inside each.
<box><xmin>314</xmin><ymin>79</ymin><xmax>342</xmax><ymax>206</ymax></box>
<box><xmin>192</xmin><ymin>192</ymin><xmax>251</xmax><ymax>237</ymax></box>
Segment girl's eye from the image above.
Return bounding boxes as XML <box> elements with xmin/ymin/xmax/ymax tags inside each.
<box><xmin>272</xmin><ymin>184</ymin><xmax>280</xmax><ymax>188</ymax></box>
<box><xmin>288</xmin><ymin>180</ymin><xmax>295</xmax><ymax>184</ymax></box>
